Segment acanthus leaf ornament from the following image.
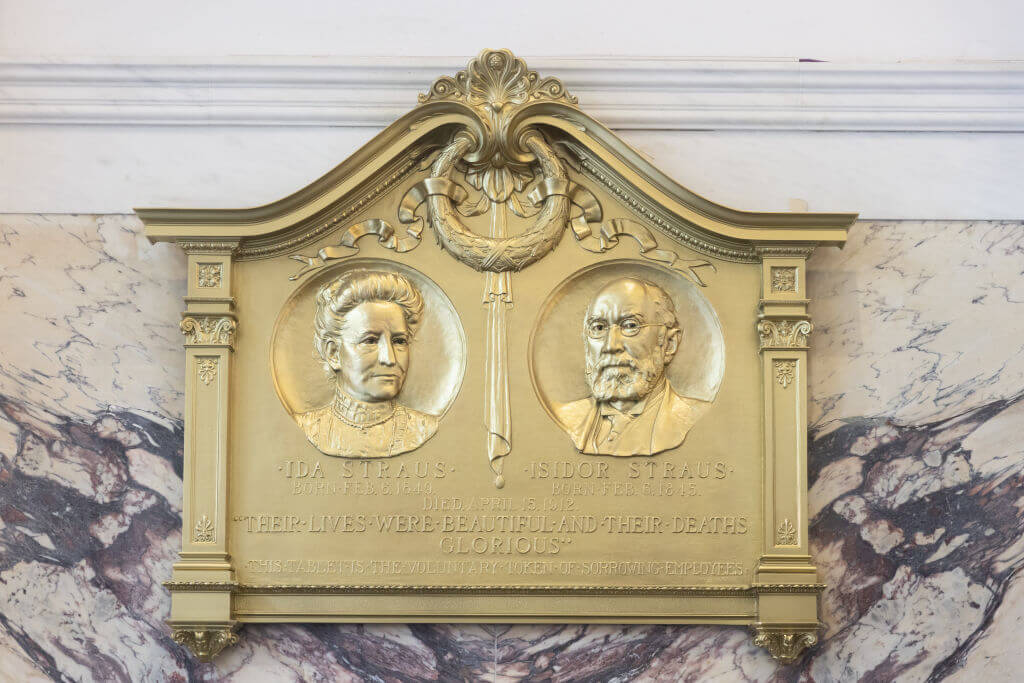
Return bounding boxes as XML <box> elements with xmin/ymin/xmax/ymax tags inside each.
<box><xmin>758</xmin><ymin>319</ymin><xmax>812</xmax><ymax>349</ymax></box>
<box><xmin>181</xmin><ymin>315</ymin><xmax>236</xmax><ymax>347</ymax></box>
<box><xmin>752</xmin><ymin>627</ymin><xmax>818</xmax><ymax>663</ymax></box>
<box><xmin>172</xmin><ymin>626</ymin><xmax>239</xmax><ymax>662</ymax></box>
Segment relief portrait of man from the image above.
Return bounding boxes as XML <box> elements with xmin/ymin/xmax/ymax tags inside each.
<box><xmin>552</xmin><ymin>277</ymin><xmax>709</xmax><ymax>457</ymax></box>
<box><xmin>295</xmin><ymin>270</ymin><xmax>439</xmax><ymax>458</ymax></box>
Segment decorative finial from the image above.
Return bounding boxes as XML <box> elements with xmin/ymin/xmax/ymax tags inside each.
<box><xmin>418</xmin><ymin>49</ymin><xmax>577</xmax><ymax>110</ymax></box>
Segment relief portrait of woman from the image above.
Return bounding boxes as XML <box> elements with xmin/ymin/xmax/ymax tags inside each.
<box><xmin>295</xmin><ymin>270</ymin><xmax>439</xmax><ymax>458</ymax></box>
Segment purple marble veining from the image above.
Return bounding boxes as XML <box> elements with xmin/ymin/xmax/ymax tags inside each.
<box><xmin>1</xmin><ymin>215</ymin><xmax>1023</xmax><ymax>682</ymax></box>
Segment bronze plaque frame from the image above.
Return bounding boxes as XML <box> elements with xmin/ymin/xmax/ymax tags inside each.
<box><xmin>140</xmin><ymin>50</ymin><xmax>856</xmax><ymax>663</ymax></box>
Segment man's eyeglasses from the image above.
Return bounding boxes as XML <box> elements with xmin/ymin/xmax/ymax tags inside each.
<box><xmin>584</xmin><ymin>317</ymin><xmax>664</xmax><ymax>339</ymax></box>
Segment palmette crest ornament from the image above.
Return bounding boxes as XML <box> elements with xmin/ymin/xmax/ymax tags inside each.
<box><xmin>419</xmin><ymin>48</ymin><xmax>578</xmax><ymax>109</ymax></box>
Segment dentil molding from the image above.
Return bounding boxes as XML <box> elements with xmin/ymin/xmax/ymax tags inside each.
<box><xmin>2</xmin><ymin>57</ymin><xmax>1022</xmax><ymax>131</ymax></box>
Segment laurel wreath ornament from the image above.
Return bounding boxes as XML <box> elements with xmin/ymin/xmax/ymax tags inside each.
<box><xmin>419</xmin><ymin>130</ymin><xmax>570</xmax><ymax>272</ymax></box>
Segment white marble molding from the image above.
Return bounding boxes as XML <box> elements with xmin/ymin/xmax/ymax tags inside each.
<box><xmin>2</xmin><ymin>58</ymin><xmax>1023</xmax><ymax>131</ymax></box>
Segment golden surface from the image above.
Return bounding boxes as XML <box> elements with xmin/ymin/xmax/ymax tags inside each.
<box><xmin>140</xmin><ymin>50</ymin><xmax>856</xmax><ymax>662</ymax></box>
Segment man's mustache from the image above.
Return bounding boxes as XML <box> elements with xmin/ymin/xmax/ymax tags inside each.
<box><xmin>594</xmin><ymin>355</ymin><xmax>639</xmax><ymax>372</ymax></box>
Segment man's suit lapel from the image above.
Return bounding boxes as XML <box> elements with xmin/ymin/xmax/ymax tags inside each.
<box><xmin>574</xmin><ymin>398</ymin><xmax>601</xmax><ymax>452</ymax></box>
<box><xmin>649</xmin><ymin>384</ymin><xmax>680</xmax><ymax>455</ymax></box>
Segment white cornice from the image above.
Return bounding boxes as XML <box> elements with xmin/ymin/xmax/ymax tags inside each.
<box><xmin>1</xmin><ymin>57</ymin><xmax>1022</xmax><ymax>132</ymax></box>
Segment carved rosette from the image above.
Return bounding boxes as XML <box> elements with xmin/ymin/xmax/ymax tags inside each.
<box><xmin>172</xmin><ymin>626</ymin><xmax>239</xmax><ymax>662</ymax></box>
<box><xmin>770</xmin><ymin>266</ymin><xmax>797</xmax><ymax>292</ymax></box>
<box><xmin>752</xmin><ymin>626</ymin><xmax>818</xmax><ymax>663</ymax></box>
<box><xmin>181</xmin><ymin>315</ymin><xmax>237</xmax><ymax>347</ymax></box>
<box><xmin>758</xmin><ymin>319</ymin><xmax>812</xmax><ymax>349</ymax></box>
<box><xmin>197</xmin><ymin>263</ymin><xmax>222</xmax><ymax>288</ymax></box>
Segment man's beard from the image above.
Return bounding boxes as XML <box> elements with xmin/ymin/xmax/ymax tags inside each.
<box><xmin>585</xmin><ymin>353</ymin><xmax>664</xmax><ymax>402</ymax></box>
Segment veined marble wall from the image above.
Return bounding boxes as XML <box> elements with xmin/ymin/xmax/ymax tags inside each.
<box><xmin>0</xmin><ymin>214</ymin><xmax>1022</xmax><ymax>682</ymax></box>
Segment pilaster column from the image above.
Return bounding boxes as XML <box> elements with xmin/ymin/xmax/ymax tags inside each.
<box><xmin>167</xmin><ymin>240</ymin><xmax>239</xmax><ymax>660</ymax></box>
<box><xmin>752</xmin><ymin>252</ymin><xmax>821</xmax><ymax>662</ymax></box>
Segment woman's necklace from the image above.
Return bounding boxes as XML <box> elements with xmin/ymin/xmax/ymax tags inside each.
<box><xmin>330</xmin><ymin>393</ymin><xmax>402</xmax><ymax>457</ymax></box>
<box><xmin>331</xmin><ymin>390</ymin><xmax>396</xmax><ymax>430</ymax></box>
<box><xmin>333</xmin><ymin>409</ymin><xmax>393</xmax><ymax>431</ymax></box>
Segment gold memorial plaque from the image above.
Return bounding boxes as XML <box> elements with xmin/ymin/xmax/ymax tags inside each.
<box><xmin>141</xmin><ymin>50</ymin><xmax>857</xmax><ymax>663</ymax></box>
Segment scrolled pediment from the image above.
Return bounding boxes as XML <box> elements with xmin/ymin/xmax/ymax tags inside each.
<box><xmin>139</xmin><ymin>49</ymin><xmax>855</xmax><ymax>265</ymax></box>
